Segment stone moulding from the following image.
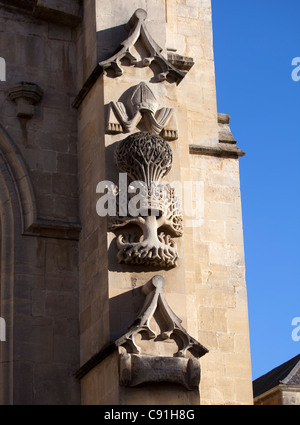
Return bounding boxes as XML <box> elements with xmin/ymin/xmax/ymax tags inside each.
<box><xmin>189</xmin><ymin>113</ymin><xmax>246</xmax><ymax>158</ymax></box>
<box><xmin>119</xmin><ymin>353</ymin><xmax>200</xmax><ymax>390</ymax></box>
<box><xmin>72</xmin><ymin>8</ymin><xmax>194</xmax><ymax>109</ymax></box>
<box><xmin>111</xmin><ymin>132</ymin><xmax>183</xmax><ymax>268</ymax></box>
<box><xmin>0</xmin><ymin>1</ymin><xmax>82</xmax><ymax>27</ymax></box>
<box><xmin>0</xmin><ymin>123</ymin><xmax>81</xmax><ymax>241</ymax></box>
<box><xmin>218</xmin><ymin>113</ymin><xmax>237</xmax><ymax>144</ymax></box>
<box><xmin>106</xmin><ymin>82</ymin><xmax>178</xmax><ymax>140</ymax></box>
<box><xmin>116</xmin><ymin>275</ymin><xmax>208</xmax><ymax>390</ymax></box>
<box><xmin>189</xmin><ymin>143</ymin><xmax>245</xmax><ymax>158</ymax></box>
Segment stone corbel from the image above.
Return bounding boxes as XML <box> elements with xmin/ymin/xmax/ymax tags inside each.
<box><xmin>119</xmin><ymin>353</ymin><xmax>200</xmax><ymax>390</ymax></box>
<box><xmin>116</xmin><ymin>275</ymin><xmax>208</xmax><ymax>390</ymax></box>
<box><xmin>8</xmin><ymin>82</ymin><xmax>43</xmax><ymax>119</ymax></box>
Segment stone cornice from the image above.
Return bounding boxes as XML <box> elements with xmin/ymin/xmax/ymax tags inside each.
<box><xmin>25</xmin><ymin>219</ymin><xmax>81</xmax><ymax>241</ymax></box>
<box><xmin>0</xmin><ymin>0</ymin><xmax>82</xmax><ymax>27</ymax></box>
<box><xmin>189</xmin><ymin>113</ymin><xmax>245</xmax><ymax>159</ymax></box>
<box><xmin>189</xmin><ymin>143</ymin><xmax>245</xmax><ymax>158</ymax></box>
<box><xmin>74</xmin><ymin>343</ymin><xmax>117</xmax><ymax>380</ymax></box>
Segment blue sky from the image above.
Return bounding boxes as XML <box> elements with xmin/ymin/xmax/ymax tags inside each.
<box><xmin>211</xmin><ymin>0</ymin><xmax>300</xmax><ymax>380</ymax></box>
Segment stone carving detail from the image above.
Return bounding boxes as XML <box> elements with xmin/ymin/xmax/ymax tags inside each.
<box><xmin>8</xmin><ymin>82</ymin><xmax>43</xmax><ymax>119</ymax></box>
<box><xmin>115</xmin><ymin>130</ymin><xmax>173</xmax><ymax>184</ymax></box>
<box><xmin>116</xmin><ymin>275</ymin><xmax>208</xmax><ymax>390</ymax></box>
<box><xmin>111</xmin><ymin>132</ymin><xmax>183</xmax><ymax>268</ymax></box>
<box><xmin>99</xmin><ymin>8</ymin><xmax>194</xmax><ymax>84</ymax></box>
<box><xmin>218</xmin><ymin>113</ymin><xmax>237</xmax><ymax>144</ymax></box>
<box><xmin>106</xmin><ymin>82</ymin><xmax>178</xmax><ymax>140</ymax></box>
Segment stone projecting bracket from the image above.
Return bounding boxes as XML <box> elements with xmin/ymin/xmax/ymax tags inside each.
<box><xmin>116</xmin><ymin>275</ymin><xmax>208</xmax><ymax>390</ymax></box>
<box><xmin>7</xmin><ymin>82</ymin><xmax>43</xmax><ymax>119</ymax></box>
<box><xmin>189</xmin><ymin>113</ymin><xmax>246</xmax><ymax>158</ymax></box>
<box><xmin>73</xmin><ymin>9</ymin><xmax>194</xmax><ymax>109</ymax></box>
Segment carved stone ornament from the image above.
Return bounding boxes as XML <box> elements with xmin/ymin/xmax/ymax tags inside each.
<box><xmin>7</xmin><ymin>81</ymin><xmax>43</xmax><ymax>118</ymax></box>
<box><xmin>72</xmin><ymin>9</ymin><xmax>194</xmax><ymax>109</ymax></box>
<box><xmin>106</xmin><ymin>82</ymin><xmax>178</xmax><ymax>140</ymax></box>
<box><xmin>111</xmin><ymin>132</ymin><xmax>183</xmax><ymax>268</ymax></box>
<box><xmin>99</xmin><ymin>8</ymin><xmax>194</xmax><ymax>84</ymax></box>
<box><xmin>116</xmin><ymin>275</ymin><xmax>208</xmax><ymax>390</ymax></box>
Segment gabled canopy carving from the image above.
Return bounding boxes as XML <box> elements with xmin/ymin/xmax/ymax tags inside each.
<box><xmin>73</xmin><ymin>8</ymin><xmax>195</xmax><ymax>109</ymax></box>
<box><xmin>99</xmin><ymin>8</ymin><xmax>194</xmax><ymax>84</ymax></box>
<box><xmin>116</xmin><ymin>275</ymin><xmax>208</xmax><ymax>390</ymax></box>
<box><xmin>116</xmin><ymin>275</ymin><xmax>208</xmax><ymax>359</ymax></box>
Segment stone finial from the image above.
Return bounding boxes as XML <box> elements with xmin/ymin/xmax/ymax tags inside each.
<box><xmin>218</xmin><ymin>113</ymin><xmax>237</xmax><ymax>144</ymax></box>
<box><xmin>8</xmin><ymin>82</ymin><xmax>43</xmax><ymax>118</ymax></box>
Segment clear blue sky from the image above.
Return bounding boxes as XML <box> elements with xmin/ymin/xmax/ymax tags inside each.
<box><xmin>211</xmin><ymin>0</ymin><xmax>300</xmax><ymax>380</ymax></box>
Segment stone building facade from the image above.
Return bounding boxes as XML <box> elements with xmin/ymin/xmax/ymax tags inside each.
<box><xmin>0</xmin><ymin>0</ymin><xmax>253</xmax><ymax>404</ymax></box>
<box><xmin>253</xmin><ymin>355</ymin><xmax>300</xmax><ymax>405</ymax></box>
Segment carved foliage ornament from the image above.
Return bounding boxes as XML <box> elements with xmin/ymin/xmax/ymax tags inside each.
<box><xmin>115</xmin><ymin>130</ymin><xmax>173</xmax><ymax>185</ymax></box>
<box><xmin>111</xmin><ymin>132</ymin><xmax>183</xmax><ymax>268</ymax></box>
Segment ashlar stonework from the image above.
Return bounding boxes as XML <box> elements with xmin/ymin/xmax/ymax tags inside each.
<box><xmin>0</xmin><ymin>0</ymin><xmax>253</xmax><ymax>405</ymax></box>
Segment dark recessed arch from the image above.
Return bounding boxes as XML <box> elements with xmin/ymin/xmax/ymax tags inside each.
<box><xmin>0</xmin><ymin>123</ymin><xmax>36</xmax><ymax>404</ymax></box>
<box><xmin>0</xmin><ymin>124</ymin><xmax>37</xmax><ymax>233</ymax></box>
